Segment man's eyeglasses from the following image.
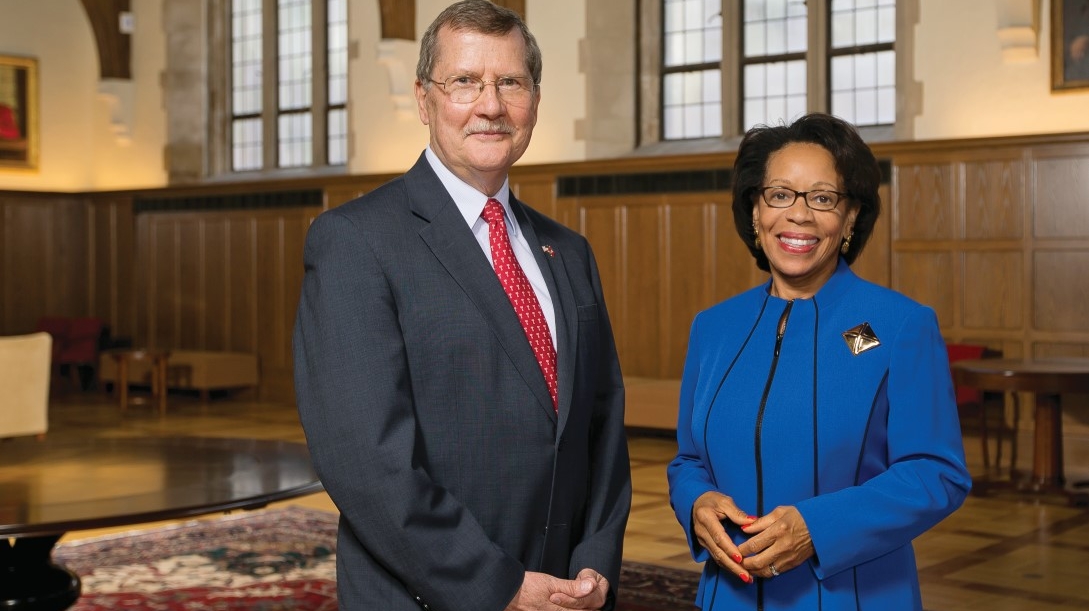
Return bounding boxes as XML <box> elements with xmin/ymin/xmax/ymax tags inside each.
<box><xmin>429</xmin><ymin>75</ymin><xmax>536</xmax><ymax>105</ymax></box>
<box><xmin>758</xmin><ymin>187</ymin><xmax>849</xmax><ymax>211</ymax></box>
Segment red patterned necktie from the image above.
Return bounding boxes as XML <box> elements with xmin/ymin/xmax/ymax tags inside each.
<box><xmin>481</xmin><ymin>199</ymin><xmax>558</xmax><ymax>411</ymax></box>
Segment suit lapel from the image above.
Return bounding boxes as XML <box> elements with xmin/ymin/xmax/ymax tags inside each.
<box><xmin>510</xmin><ymin>197</ymin><xmax>578</xmax><ymax>433</ymax></box>
<box><xmin>405</xmin><ymin>158</ymin><xmax>556</xmax><ymax>421</ymax></box>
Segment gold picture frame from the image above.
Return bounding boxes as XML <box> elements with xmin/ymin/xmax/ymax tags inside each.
<box><xmin>0</xmin><ymin>55</ymin><xmax>38</xmax><ymax>171</ymax></box>
<box><xmin>1052</xmin><ymin>0</ymin><xmax>1089</xmax><ymax>91</ymax></box>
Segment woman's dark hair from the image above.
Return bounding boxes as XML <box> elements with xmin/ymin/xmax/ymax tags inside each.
<box><xmin>731</xmin><ymin>113</ymin><xmax>881</xmax><ymax>272</ymax></box>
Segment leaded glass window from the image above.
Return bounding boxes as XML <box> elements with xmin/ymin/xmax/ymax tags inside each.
<box><xmin>662</xmin><ymin>0</ymin><xmax>723</xmax><ymax>139</ymax></box>
<box><xmin>829</xmin><ymin>0</ymin><xmax>896</xmax><ymax>126</ymax></box>
<box><xmin>228</xmin><ymin>0</ymin><xmax>348</xmax><ymax>172</ymax></box>
<box><xmin>657</xmin><ymin>0</ymin><xmax>897</xmax><ymax>140</ymax></box>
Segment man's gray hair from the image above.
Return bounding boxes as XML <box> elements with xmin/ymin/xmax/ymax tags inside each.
<box><xmin>416</xmin><ymin>0</ymin><xmax>542</xmax><ymax>89</ymax></box>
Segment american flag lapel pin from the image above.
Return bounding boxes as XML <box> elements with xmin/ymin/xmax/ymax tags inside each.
<box><xmin>541</xmin><ymin>245</ymin><xmax>555</xmax><ymax>257</ymax></box>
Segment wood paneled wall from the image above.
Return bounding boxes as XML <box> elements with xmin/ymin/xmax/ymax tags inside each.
<box><xmin>888</xmin><ymin>138</ymin><xmax>1089</xmax><ymax>360</ymax></box>
<box><xmin>133</xmin><ymin>205</ymin><xmax>321</xmax><ymax>401</ymax></box>
<box><xmin>1</xmin><ymin>193</ymin><xmax>94</xmax><ymax>331</ymax></box>
<box><xmin>3</xmin><ymin>132</ymin><xmax>1088</xmax><ymax>413</ymax></box>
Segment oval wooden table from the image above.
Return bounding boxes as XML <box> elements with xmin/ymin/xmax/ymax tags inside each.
<box><xmin>0</xmin><ymin>436</ymin><xmax>323</xmax><ymax>611</ymax></box>
<box><xmin>951</xmin><ymin>357</ymin><xmax>1089</xmax><ymax>504</ymax></box>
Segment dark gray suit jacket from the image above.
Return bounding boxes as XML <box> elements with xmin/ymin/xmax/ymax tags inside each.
<box><xmin>293</xmin><ymin>154</ymin><xmax>631</xmax><ymax>611</ymax></box>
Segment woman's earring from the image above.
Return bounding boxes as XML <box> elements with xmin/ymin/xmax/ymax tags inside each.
<box><xmin>753</xmin><ymin>223</ymin><xmax>761</xmax><ymax>248</ymax></box>
<box><xmin>841</xmin><ymin>232</ymin><xmax>853</xmax><ymax>255</ymax></box>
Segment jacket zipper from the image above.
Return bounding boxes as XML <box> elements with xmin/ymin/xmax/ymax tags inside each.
<box><xmin>754</xmin><ymin>299</ymin><xmax>793</xmax><ymax>611</ymax></box>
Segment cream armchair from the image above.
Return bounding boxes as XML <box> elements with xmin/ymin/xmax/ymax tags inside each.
<box><xmin>0</xmin><ymin>332</ymin><xmax>52</xmax><ymax>439</ymax></box>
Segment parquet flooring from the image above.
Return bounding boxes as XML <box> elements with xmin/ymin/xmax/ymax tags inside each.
<box><xmin>37</xmin><ymin>387</ymin><xmax>1089</xmax><ymax>611</ymax></box>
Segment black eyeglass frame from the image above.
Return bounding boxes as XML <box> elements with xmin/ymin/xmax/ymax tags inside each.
<box><xmin>756</xmin><ymin>186</ymin><xmax>851</xmax><ymax>211</ymax></box>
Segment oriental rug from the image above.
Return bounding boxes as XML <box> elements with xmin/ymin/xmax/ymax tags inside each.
<box><xmin>616</xmin><ymin>562</ymin><xmax>699</xmax><ymax>611</ymax></box>
<box><xmin>53</xmin><ymin>506</ymin><xmax>338</xmax><ymax>611</ymax></box>
<box><xmin>53</xmin><ymin>506</ymin><xmax>699</xmax><ymax>611</ymax></box>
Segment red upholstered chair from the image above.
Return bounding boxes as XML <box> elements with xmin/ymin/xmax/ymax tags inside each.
<box><xmin>56</xmin><ymin>317</ymin><xmax>105</xmax><ymax>390</ymax></box>
<box><xmin>34</xmin><ymin>316</ymin><xmax>70</xmax><ymax>383</ymax></box>
<box><xmin>946</xmin><ymin>343</ymin><xmax>1013</xmax><ymax>473</ymax></box>
<box><xmin>34</xmin><ymin>316</ymin><xmax>69</xmax><ymax>359</ymax></box>
<box><xmin>34</xmin><ymin>316</ymin><xmax>106</xmax><ymax>391</ymax></box>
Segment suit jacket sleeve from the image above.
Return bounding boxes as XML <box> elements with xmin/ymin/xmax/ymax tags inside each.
<box><xmin>293</xmin><ymin>209</ymin><xmax>524</xmax><ymax>610</ymax></box>
<box><xmin>565</xmin><ymin>241</ymin><xmax>631</xmax><ymax>604</ymax></box>
<box><xmin>666</xmin><ymin>313</ymin><xmax>717</xmax><ymax>563</ymax></box>
<box><xmin>796</xmin><ymin>306</ymin><xmax>972</xmax><ymax>579</ymax></box>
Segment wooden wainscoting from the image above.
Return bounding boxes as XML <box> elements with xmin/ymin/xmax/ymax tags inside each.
<box><xmin>2</xmin><ymin>132</ymin><xmax>1089</xmax><ymax>456</ymax></box>
<box><xmin>129</xmin><ymin>200</ymin><xmax>322</xmax><ymax>403</ymax></box>
<box><xmin>888</xmin><ymin>137</ymin><xmax>1089</xmax><ymax>360</ymax></box>
<box><xmin>0</xmin><ymin>192</ymin><xmax>95</xmax><ymax>332</ymax></box>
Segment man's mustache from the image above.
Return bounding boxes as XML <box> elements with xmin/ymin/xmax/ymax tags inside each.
<box><xmin>466</xmin><ymin>121</ymin><xmax>514</xmax><ymax>135</ymax></box>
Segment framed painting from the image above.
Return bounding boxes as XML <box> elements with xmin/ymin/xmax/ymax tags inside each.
<box><xmin>0</xmin><ymin>55</ymin><xmax>38</xmax><ymax>171</ymax></box>
<box><xmin>1052</xmin><ymin>0</ymin><xmax>1089</xmax><ymax>91</ymax></box>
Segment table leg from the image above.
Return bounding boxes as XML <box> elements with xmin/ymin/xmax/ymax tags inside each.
<box><xmin>0</xmin><ymin>535</ymin><xmax>81</xmax><ymax>611</ymax></box>
<box><xmin>117</xmin><ymin>356</ymin><xmax>129</xmax><ymax>413</ymax></box>
<box><xmin>155</xmin><ymin>355</ymin><xmax>168</xmax><ymax>416</ymax></box>
<box><xmin>1030</xmin><ymin>392</ymin><xmax>1064</xmax><ymax>492</ymax></box>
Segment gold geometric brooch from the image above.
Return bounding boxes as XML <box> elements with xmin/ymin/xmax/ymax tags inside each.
<box><xmin>842</xmin><ymin>322</ymin><xmax>880</xmax><ymax>356</ymax></box>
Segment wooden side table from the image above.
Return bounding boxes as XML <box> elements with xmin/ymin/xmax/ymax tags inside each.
<box><xmin>951</xmin><ymin>357</ymin><xmax>1089</xmax><ymax>504</ymax></box>
<box><xmin>103</xmin><ymin>349</ymin><xmax>171</xmax><ymax>416</ymax></box>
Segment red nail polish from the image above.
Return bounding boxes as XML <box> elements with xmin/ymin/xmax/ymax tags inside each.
<box><xmin>739</xmin><ymin>573</ymin><xmax>751</xmax><ymax>584</ymax></box>
<box><xmin>747</xmin><ymin>515</ymin><xmax>758</xmax><ymax>521</ymax></box>
<box><xmin>732</xmin><ymin>553</ymin><xmax>742</xmax><ymax>563</ymax></box>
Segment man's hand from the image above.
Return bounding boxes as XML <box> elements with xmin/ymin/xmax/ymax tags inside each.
<box><xmin>548</xmin><ymin>568</ymin><xmax>608</xmax><ymax>609</ymax></box>
<box><xmin>505</xmin><ymin>570</ymin><xmax>608</xmax><ymax>610</ymax></box>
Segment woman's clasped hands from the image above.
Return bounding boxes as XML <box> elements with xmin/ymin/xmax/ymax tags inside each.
<box><xmin>692</xmin><ymin>491</ymin><xmax>815</xmax><ymax>583</ymax></box>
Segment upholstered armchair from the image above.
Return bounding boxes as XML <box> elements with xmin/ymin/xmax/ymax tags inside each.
<box><xmin>34</xmin><ymin>316</ymin><xmax>106</xmax><ymax>390</ymax></box>
<box><xmin>0</xmin><ymin>332</ymin><xmax>52</xmax><ymax>439</ymax></box>
<box><xmin>57</xmin><ymin>317</ymin><xmax>105</xmax><ymax>389</ymax></box>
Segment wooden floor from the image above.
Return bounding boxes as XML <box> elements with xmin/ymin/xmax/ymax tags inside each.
<box><xmin>39</xmin><ymin>388</ymin><xmax>1089</xmax><ymax>611</ymax></box>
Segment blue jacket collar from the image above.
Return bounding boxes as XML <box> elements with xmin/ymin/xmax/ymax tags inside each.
<box><xmin>763</xmin><ymin>258</ymin><xmax>856</xmax><ymax>307</ymax></box>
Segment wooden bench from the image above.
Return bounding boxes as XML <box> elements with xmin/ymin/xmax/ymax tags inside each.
<box><xmin>624</xmin><ymin>377</ymin><xmax>680</xmax><ymax>431</ymax></box>
<box><xmin>99</xmin><ymin>350</ymin><xmax>259</xmax><ymax>402</ymax></box>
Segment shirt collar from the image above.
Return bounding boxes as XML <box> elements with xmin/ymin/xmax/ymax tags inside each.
<box><xmin>424</xmin><ymin>146</ymin><xmax>517</xmax><ymax>236</ymax></box>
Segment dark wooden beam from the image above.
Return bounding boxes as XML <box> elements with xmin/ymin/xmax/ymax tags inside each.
<box><xmin>379</xmin><ymin>0</ymin><xmax>415</xmax><ymax>40</ymax></box>
<box><xmin>379</xmin><ymin>0</ymin><xmax>527</xmax><ymax>41</ymax></box>
<box><xmin>490</xmin><ymin>0</ymin><xmax>526</xmax><ymax>18</ymax></box>
<box><xmin>79</xmin><ymin>0</ymin><xmax>132</xmax><ymax>80</ymax></box>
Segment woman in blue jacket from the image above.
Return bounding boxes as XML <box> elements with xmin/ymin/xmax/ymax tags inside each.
<box><xmin>667</xmin><ymin>113</ymin><xmax>971</xmax><ymax>611</ymax></box>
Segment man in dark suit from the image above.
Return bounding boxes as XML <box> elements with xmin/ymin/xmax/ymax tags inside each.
<box><xmin>293</xmin><ymin>2</ymin><xmax>631</xmax><ymax>609</ymax></box>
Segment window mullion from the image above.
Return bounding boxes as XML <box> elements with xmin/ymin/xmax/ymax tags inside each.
<box><xmin>662</xmin><ymin>60</ymin><xmax>720</xmax><ymax>75</ymax></box>
<box><xmin>722</xmin><ymin>0</ymin><xmax>741</xmax><ymax>138</ymax></box>
<box><xmin>311</xmin><ymin>0</ymin><xmax>328</xmax><ymax>167</ymax></box>
<box><xmin>810</xmin><ymin>0</ymin><xmax>829</xmax><ymax>114</ymax></box>
<box><xmin>830</xmin><ymin>40</ymin><xmax>895</xmax><ymax>60</ymax></box>
<box><xmin>211</xmin><ymin>0</ymin><xmax>230</xmax><ymax>175</ymax></box>
<box><xmin>262</xmin><ymin>0</ymin><xmax>278</xmax><ymax>170</ymax></box>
